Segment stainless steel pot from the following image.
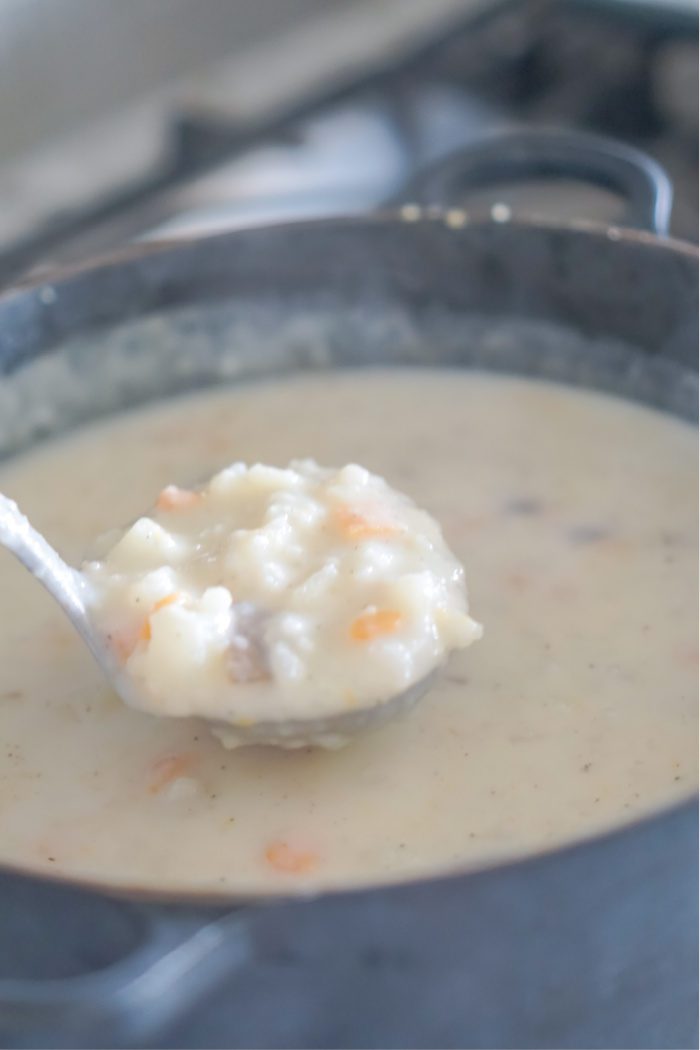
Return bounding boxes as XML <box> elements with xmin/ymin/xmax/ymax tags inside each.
<box><xmin>0</xmin><ymin>131</ymin><xmax>696</xmax><ymax>1049</ymax></box>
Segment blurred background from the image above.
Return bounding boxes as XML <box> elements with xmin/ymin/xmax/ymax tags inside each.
<box><xmin>0</xmin><ymin>0</ymin><xmax>697</xmax><ymax>288</ymax></box>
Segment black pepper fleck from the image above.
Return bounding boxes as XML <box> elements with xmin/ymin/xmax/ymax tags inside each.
<box><xmin>568</xmin><ymin>524</ymin><xmax>611</xmax><ymax>545</ymax></box>
<box><xmin>505</xmin><ymin>497</ymin><xmax>543</xmax><ymax>516</ymax></box>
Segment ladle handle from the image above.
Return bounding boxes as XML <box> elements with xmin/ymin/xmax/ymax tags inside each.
<box><xmin>0</xmin><ymin>492</ymin><xmax>85</xmax><ymax>615</ymax></box>
<box><xmin>397</xmin><ymin>128</ymin><xmax>673</xmax><ymax>234</ymax></box>
<box><xmin>0</xmin><ymin>492</ymin><xmax>99</xmax><ymax>658</ymax></box>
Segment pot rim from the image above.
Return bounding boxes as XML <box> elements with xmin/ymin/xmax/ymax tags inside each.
<box><xmin>1</xmin><ymin>210</ymin><xmax>697</xmax><ymax>302</ymax></box>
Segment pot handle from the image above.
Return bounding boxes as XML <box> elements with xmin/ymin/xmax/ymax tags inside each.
<box><xmin>0</xmin><ymin>869</ymin><xmax>247</xmax><ymax>1047</ymax></box>
<box><xmin>397</xmin><ymin>129</ymin><xmax>672</xmax><ymax>234</ymax></box>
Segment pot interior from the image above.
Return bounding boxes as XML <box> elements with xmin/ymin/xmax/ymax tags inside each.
<box><xmin>1</xmin><ymin>244</ymin><xmax>697</xmax><ymax>461</ymax></box>
<box><xmin>0</xmin><ymin>219</ymin><xmax>697</xmax><ymax>458</ymax></box>
<box><xmin>0</xmin><ymin>219</ymin><xmax>696</xmax><ymax>901</ymax></box>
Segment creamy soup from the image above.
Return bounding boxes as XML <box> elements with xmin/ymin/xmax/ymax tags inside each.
<box><xmin>0</xmin><ymin>369</ymin><xmax>696</xmax><ymax>894</ymax></box>
<box><xmin>83</xmin><ymin>458</ymin><xmax>480</xmax><ymax>744</ymax></box>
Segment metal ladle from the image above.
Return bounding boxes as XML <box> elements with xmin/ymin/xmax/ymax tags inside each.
<box><xmin>0</xmin><ymin>492</ymin><xmax>433</xmax><ymax>748</ymax></box>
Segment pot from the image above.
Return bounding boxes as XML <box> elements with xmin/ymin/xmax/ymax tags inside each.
<box><xmin>0</xmin><ymin>131</ymin><xmax>696</xmax><ymax>1049</ymax></box>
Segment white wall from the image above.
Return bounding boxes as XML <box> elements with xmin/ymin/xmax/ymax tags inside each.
<box><xmin>0</xmin><ymin>0</ymin><xmax>339</xmax><ymax>161</ymax></box>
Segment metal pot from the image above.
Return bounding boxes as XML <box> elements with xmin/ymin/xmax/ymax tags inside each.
<box><xmin>0</xmin><ymin>131</ymin><xmax>696</xmax><ymax>1049</ymax></box>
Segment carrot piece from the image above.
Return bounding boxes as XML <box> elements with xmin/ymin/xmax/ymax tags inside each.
<box><xmin>334</xmin><ymin>506</ymin><xmax>397</xmax><ymax>541</ymax></box>
<box><xmin>264</xmin><ymin>841</ymin><xmax>318</xmax><ymax>874</ymax></box>
<box><xmin>350</xmin><ymin>609</ymin><xmax>402</xmax><ymax>642</ymax></box>
<box><xmin>149</xmin><ymin>753</ymin><xmax>195</xmax><ymax>794</ymax></box>
<box><xmin>153</xmin><ymin>593</ymin><xmax>179</xmax><ymax>613</ymax></box>
<box><xmin>139</xmin><ymin>593</ymin><xmax>180</xmax><ymax>644</ymax></box>
<box><xmin>156</xmin><ymin>485</ymin><xmax>201</xmax><ymax>511</ymax></box>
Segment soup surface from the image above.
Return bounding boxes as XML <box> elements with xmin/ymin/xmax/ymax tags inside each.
<box><xmin>0</xmin><ymin>369</ymin><xmax>696</xmax><ymax>894</ymax></box>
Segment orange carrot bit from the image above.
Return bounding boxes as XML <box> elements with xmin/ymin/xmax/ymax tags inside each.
<box><xmin>153</xmin><ymin>593</ymin><xmax>179</xmax><ymax>613</ymax></box>
<box><xmin>149</xmin><ymin>753</ymin><xmax>196</xmax><ymax>794</ymax></box>
<box><xmin>350</xmin><ymin>609</ymin><xmax>402</xmax><ymax>642</ymax></box>
<box><xmin>139</xmin><ymin>593</ymin><xmax>180</xmax><ymax>644</ymax></box>
<box><xmin>156</xmin><ymin>485</ymin><xmax>201</xmax><ymax>512</ymax></box>
<box><xmin>334</xmin><ymin>506</ymin><xmax>398</xmax><ymax>541</ymax></box>
<box><xmin>264</xmin><ymin>841</ymin><xmax>318</xmax><ymax>874</ymax></box>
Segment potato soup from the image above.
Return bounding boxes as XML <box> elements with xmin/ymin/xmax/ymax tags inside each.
<box><xmin>0</xmin><ymin>369</ymin><xmax>696</xmax><ymax>894</ymax></box>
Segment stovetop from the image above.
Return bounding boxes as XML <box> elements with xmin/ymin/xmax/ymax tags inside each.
<box><xmin>0</xmin><ymin>0</ymin><xmax>696</xmax><ymax>289</ymax></box>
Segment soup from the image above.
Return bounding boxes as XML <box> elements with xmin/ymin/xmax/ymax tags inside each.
<box><xmin>82</xmin><ymin>458</ymin><xmax>481</xmax><ymax>745</ymax></box>
<box><xmin>0</xmin><ymin>369</ymin><xmax>696</xmax><ymax>894</ymax></box>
